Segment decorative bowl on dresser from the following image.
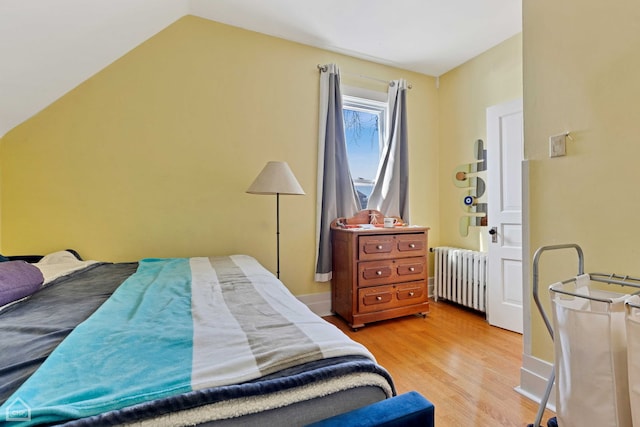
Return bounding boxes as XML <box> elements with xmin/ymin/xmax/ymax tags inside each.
<box><xmin>331</xmin><ymin>209</ymin><xmax>430</xmax><ymax>330</ymax></box>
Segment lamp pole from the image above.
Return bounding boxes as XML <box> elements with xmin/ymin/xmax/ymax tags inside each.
<box><xmin>276</xmin><ymin>192</ymin><xmax>280</xmax><ymax>278</ymax></box>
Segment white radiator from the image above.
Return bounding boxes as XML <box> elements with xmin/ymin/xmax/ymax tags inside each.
<box><xmin>434</xmin><ymin>247</ymin><xmax>488</xmax><ymax>312</ymax></box>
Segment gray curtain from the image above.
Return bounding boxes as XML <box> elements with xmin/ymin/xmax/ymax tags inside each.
<box><xmin>315</xmin><ymin>64</ymin><xmax>360</xmax><ymax>282</ymax></box>
<box><xmin>367</xmin><ymin>79</ymin><xmax>410</xmax><ymax>222</ymax></box>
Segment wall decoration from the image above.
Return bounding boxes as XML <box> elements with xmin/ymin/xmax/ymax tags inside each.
<box><xmin>453</xmin><ymin>139</ymin><xmax>487</xmax><ymax>237</ymax></box>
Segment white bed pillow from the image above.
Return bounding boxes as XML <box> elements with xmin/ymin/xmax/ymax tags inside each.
<box><xmin>36</xmin><ymin>250</ymin><xmax>98</xmax><ymax>285</ymax></box>
<box><xmin>38</xmin><ymin>250</ymin><xmax>83</xmax><ymax>265</ymax></box>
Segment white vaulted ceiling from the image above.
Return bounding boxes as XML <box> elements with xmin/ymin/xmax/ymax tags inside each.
<box><xmin>0</xmin><ymin>0</ymin><xmax>521</xmax><ymax>137</ymax></box>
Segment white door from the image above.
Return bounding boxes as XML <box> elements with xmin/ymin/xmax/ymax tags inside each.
<box><xmin>487</xmin><ymin>98</ymin><xmax>523</xmax><ymax>333</ymax></box>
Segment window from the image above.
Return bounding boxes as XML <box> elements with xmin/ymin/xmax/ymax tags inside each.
<box><xmin>343</xmin><ymin>95</ymin><xmax>387</xmax><ymax>208</ymax></box>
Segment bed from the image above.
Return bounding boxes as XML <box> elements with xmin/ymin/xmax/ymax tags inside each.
<box><xmin>0</xmin><ymin>251</ymin><xmax>395</xmax><ymax>426</ymax></box>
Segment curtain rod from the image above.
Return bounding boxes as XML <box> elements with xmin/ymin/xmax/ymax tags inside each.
<box><xmin>317</xmin><ymin>64</ymin><xmax>412</xmax><ymax>89</ymax></box>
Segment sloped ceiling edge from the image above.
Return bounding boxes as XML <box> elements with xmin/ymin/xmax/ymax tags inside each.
<box><xmin>0</xmin><ymin>0</ymin><xmax>189</xmax><ymax>138</ymax></box>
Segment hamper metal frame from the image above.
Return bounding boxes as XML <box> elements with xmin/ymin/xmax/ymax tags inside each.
<box><xmin>627</xmin><ymin>299</ymin><xmax>640</xmax><ymax>311</ymax></box>
<box><xmin>530</xmin><ymin>243</ymin><xmax>640</xmax><ymax>427</ymax></box>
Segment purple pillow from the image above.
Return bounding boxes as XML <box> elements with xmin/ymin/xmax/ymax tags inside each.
<box><xmin>0</xmin><ymin>261</ymin><xmax>45</xmax><ymax>306</ymax></box>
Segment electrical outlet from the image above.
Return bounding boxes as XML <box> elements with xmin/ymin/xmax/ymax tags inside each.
<box><xmin>549</xmin><ymin>134</ymin><xmax>566</xmax><ymax>158</ymax></box>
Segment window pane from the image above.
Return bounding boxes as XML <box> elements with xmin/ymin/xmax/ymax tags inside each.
<box><xmin>344</xmin><ymin>107</ymin><xmax>382</xmax><ymax>208</ymax></box>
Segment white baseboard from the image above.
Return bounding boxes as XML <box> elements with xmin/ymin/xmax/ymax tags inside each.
<box><xmin>297</xmin><ymin>291</ymin><xmax>332</xmax><ymax>317</ymax></box>
<box><xmin>517</xmin><ymin>353</ymin><xmax>556</xmax><ymax>412</ymax></box>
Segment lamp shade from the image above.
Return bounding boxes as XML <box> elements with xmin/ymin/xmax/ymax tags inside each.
<box><xmin>246</xmin><ymin>161</ymin><xmax>305</xmax><ymax>195</ymax></box>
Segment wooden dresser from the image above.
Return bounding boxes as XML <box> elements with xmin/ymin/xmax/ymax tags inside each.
<box><xmin>331</xmin><ymin>210</ymin><xmax>430</xmax><ymax>330</ymax></box>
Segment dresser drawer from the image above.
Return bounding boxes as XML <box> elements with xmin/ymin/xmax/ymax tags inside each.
<box><xmin>395</xmin><ymin>281</ymin><xmax>428</xmax><ymax>304</ymax></box>
<box><xmin>395</xmin><ymin>256</ymin><xmax>426</xmax><ymax>281</ymax></box>
<box><xmin>358</xmin><ymin>285</ymin><xmax>396</xmax><ymax>313</ymax></box>
<box><xmin>359</xmin><ymin>260</ymin><xmax>394</xmax><ymax>287</ymax></box>
<box><xmin>358</xmin><ymin>281</ymin><xmax>428</xmax><ymax>314</ymax></box>
<box><xmin>358</xmin><ymin>256</ymin><xmax>426</xmax><ymax>288</ymax></box>
<box><xmin>359</xmin><ymin>235</ymin><xmax>394</xmax><ymax>260</ymax></box>
<box><xmin>396</xmin><ymin>234</ymin><xmax>427</xmax><ymax>256</ymax></box>
<box><xmin>359</xmin><ymin>232</ymin><xmax>425</xmax><ymax>261</ymax></box>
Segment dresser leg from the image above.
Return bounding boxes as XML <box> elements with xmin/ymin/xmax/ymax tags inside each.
<box><xmin>350</xmin><ymin>323</ymin><xmax>365</xmax><ymax>332</ymax></box>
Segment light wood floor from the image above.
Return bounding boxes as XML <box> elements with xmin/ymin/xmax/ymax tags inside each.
<box><xmin>324</xmin><ymin>299</ymin><xmax>556</xmax><ymax>427</ymax></box>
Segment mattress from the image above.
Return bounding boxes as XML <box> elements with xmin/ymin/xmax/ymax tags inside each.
<box><xmin>0</xmin><ymin>254</ymin><xmax>394</xmax><ymax>426</ymax></box>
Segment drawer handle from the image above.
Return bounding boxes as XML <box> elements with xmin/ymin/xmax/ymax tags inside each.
<box><xmin>376</xmin><ymin>270</ymin><xmax>383</xmax><ymax>276</ymax></box>
<box><xmin>409</xmin><ymin>291</ymin><xmax>415</xmax><ymax>296</ymax></box>
<box><xmin>409</xmin><ymin>267</ymin><xmax>415</xmax><ymax>272</ymax></box>
<box><xmin>376</xmin><ymin>296</ymin><xmax>383</xmax><ymax>301</ymax></box>
<box><xmin>376</xmin><ymin>245</ymin><xmax>383</xmax><ymax>250</ymax></box>
<box><xmin>409</xmin><ymin>243</ymin><xmax>416</xmax><ymax>248</ymax></box>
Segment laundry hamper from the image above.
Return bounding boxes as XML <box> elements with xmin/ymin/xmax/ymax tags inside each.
<box><xmin>627</xmin><ymin>295</ymin><xmax>640</xmax><ymax>427</ymax></box>
<box><xmin>550</xmin><ymin>274</ymin><xmax>633</xmax><ymax>427</ymax></box>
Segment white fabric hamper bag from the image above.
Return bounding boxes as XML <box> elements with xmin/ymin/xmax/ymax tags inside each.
<box><xmin>551</xmin><ymin>274</ymin><xmax>633</xmax><ymax>427</ymax></box>
<box><xmin>627</xmin><ymin>295</ymin><xmax>640</xmax><ymax>427</ymax></box>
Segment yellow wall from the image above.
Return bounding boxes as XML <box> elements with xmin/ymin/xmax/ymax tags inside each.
<box><xmin>438</xmin><ymin>34</ymin><xmax>523</xmax><ymax>250</ymax></box>
<box><xmin>0</xmin><ymin>15</ymin><xmax>438</xmax><ymax>296</ymax></box>
<box><xmin>524</xmin><ymin>0</ymin><xmax>640</xmax><ymax>360</ymax></box>
<box><xmin>0</xmin><ymin>136</ymin><xmax>2</xmax><ymax>241</ymax></box>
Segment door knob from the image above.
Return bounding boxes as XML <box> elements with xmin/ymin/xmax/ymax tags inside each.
<box><xmin>489</xmin><ymin>226</ymin><xmax>498</xmax><ymax>243</ymax></box>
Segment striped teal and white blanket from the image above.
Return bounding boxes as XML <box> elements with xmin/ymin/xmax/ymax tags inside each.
<box><xmin>1</xmin><ymin>255</ymin><xmax>377</xmax><ymax>426</ymax></box>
